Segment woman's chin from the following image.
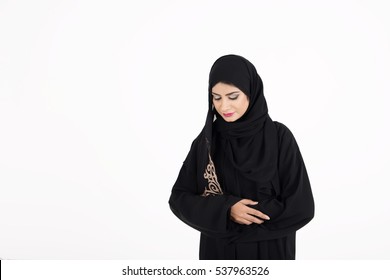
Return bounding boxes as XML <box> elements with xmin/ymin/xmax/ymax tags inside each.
<box><xmin>222</xmin><ymin>115</ymin><xmax>240</xmax><ymax>122</ymax></box>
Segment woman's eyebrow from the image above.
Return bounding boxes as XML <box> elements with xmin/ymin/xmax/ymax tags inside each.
<box><xmin>212</xmin><ymin>91</ymin><xmax>240</xmax><ymax>96</ymax></box>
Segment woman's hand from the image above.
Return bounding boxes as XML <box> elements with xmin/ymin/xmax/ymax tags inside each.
<box><xmin>230</xmin><ymin>199</ymin><xmax>270</xmax><ymax>225</ymax></box>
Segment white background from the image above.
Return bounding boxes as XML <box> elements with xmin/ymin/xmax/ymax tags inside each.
<box><xmin>0</xmin><ymin>0</ymin><xmax>389</xmax><ymax>259</ymax></box>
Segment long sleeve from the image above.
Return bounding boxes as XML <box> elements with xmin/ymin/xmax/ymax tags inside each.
<box><xmin>233</xmin><ymin>122</ymin><xmax>315</xmax><ymax>242</ymax></box>
<box><xmin>169</xmin><ymin>140</ymin><xmax>242</xmax><ymax>238</ymax></box>
<box><xmin>261</xmin><ymin>122</ymin><xmax>314</xmax><ymax>227</ymax></box>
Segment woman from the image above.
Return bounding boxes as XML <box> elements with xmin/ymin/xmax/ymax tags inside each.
<box><xmin>169</xmin><ymin>54</ymin><xmax>314</xmax><ymax>260</ymax></box>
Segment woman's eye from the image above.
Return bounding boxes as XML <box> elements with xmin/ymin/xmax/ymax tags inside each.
<box><xmin>213</xmin><ymin>96</ymin><xmax>221</xmax><ymax>101</ymax></box>
<box><xmin>229</xmin><ymin>95</ymin><xmax>239</xmax><ymax>100</ymax></box>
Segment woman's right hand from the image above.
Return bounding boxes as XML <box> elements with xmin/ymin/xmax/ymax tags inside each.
<box><xmin>230</xmin><ymin>199</ymin><xmax>270</xmax><ymax>225</ymax></box>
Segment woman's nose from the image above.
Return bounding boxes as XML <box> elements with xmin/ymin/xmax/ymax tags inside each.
<box><xmin>221</xmin><ymin>99</ymin><xmax>231</xmax><ymax>111</ymax></box>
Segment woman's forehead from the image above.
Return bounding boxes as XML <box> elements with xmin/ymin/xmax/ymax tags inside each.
<box><xmin>211</xmin><ymin>82</ymin><xmax>243</xmax><ymax>94</ymax></box>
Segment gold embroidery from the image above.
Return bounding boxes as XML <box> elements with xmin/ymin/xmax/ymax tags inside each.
<box><xmin>202</xmin><ymin>153</ymin><xmax>223</xmax><ymax>196</ymax></box>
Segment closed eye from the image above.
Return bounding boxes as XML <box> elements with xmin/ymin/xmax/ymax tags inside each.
<box><xmin>212</xmin><ymin>92</ymin><xmax>240</xmax><ymax>101</ymax></box>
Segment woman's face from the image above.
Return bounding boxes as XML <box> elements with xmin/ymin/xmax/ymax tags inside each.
<box><xmin>211</xmin><ymin>82</ymin><xmax>249</xmax><ymax>122</ymax></box>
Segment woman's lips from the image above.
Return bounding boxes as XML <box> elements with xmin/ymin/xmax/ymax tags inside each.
<box><xmin>223</xmin><ymin>112</ymin><xmax>235</xmax><ymax>117</ymax></box>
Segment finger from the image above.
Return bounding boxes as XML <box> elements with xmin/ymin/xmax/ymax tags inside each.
<box><xmin>245</xmin><ymin>214</ymin><xmax>264</xmax><ymax>224</ymax></box>
<box><xmin>240</xmin><ymin>199</ymin><xmax>258</xmax><ymax>206</ymax></box>
<box><xmin>239</xmin><ymin>204</ymin><xmax>270</xmax><ymax>220</ymax></box>
<box><xmin>240</xmin><ymin>219</ymin><xmax>253</xmax><ymax>225</ymax></box>
<box><xmin>233</xmin><ymin>215</ymin><xmax>265</xmax><ymax>225</ymax></box>
<box><xmin>232</xmin><ymin>216</ymin><xmax>252</xmax><ymax>225</ymax></box>
<box><xmin>249</xmin><ymin>209</ymin><xmax>270</xmax><ymax>220</ymax></box>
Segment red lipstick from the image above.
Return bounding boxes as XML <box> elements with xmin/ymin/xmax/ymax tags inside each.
<box><xmin>223</xmin><ymin>112</ymin><xmax>234</xmax><ymax>117</ymax></box>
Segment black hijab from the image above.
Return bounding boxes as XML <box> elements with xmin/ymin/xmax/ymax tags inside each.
<box><xmin>199</xmin><ymin>54</ymin><xmax>278</xmax><ymax>196</ymax></box>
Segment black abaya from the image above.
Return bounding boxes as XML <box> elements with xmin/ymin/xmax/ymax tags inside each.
<box><xmin>170</xmin><ymin>121</ymin><xmax>313</xmax><ymax>259</ymax></box>
<box><xmin>168</xmin><ymin>55</ymin><xmax>314</xmax><ymax>260</ymax></box>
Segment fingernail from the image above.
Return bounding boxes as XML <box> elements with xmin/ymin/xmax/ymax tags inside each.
<box><xmin>265</xmin><ymin>216</ymin><xmax>270</xmax><ymax>220</ymax></box>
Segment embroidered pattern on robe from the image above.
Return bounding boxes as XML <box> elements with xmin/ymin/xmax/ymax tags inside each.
<box><xmin>202</xmin><ymin>154</ymin><xmax>223</xmax><ymax>196</ymax></box>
